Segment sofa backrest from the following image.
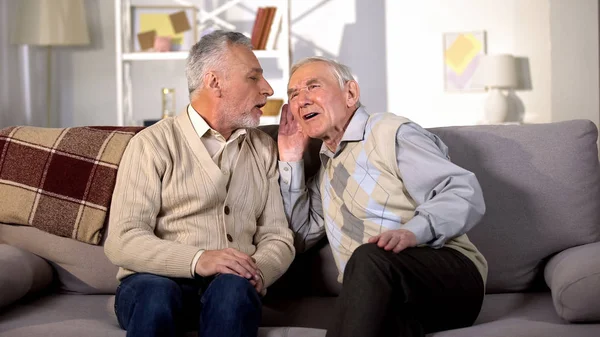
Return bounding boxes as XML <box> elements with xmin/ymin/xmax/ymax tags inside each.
<box><xmin>2</xmin><ymin>121</ymin><xmax>597</xmax><ymax>296</ymax></box>
<box><xmin>429</xmin><ymin>120</ymin><xmax>600</xmax><ymax>293</ymax></box>
<box><xmin>261</xmin><ymin>120</ymin><xmax>600</xmax><ymax>294</ymax></box>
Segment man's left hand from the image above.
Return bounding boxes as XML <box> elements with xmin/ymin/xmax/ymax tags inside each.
<box><xmin>368</xmin><ymin>229</ymin><xmax>417</xmax><ymax>253</ymax></box>
<box><xmin>249</xmin><ymin>274</ymin><xmax>264</xmax><ymax>295</ymax></box>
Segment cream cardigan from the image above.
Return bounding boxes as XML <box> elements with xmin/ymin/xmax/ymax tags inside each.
<box><xmin>105</xmin><ymin>112</ymin><xmax>295</xmax><ymax>287</ymax></box>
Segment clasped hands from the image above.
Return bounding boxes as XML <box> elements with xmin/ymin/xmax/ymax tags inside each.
<box><xmin>195</xmin><ymin>248</ymin><xmax>264</xmax><ymax>294</ymax></box>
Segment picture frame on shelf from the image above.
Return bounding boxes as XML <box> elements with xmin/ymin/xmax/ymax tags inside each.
<box><xmin>443</xmin><ymin>30</ymin><xmax>486</xmax><ymax>92</ymax></box>
<box><xmin>131</xmin><ymin>5</ymin><xmax>197</xmax><ymax>52</ymax></box>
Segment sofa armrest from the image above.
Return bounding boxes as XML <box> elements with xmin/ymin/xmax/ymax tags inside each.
<box><xmin>544</xmin><ymin>241</ymin><xmax>600</xmax><ymax>322</ymax></box>
<box><xmin>0</xmin><ymin>244</ymin><xmax>54</xmax><ymax>309</ymax></box>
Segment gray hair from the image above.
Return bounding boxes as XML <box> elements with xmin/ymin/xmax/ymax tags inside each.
<box><xmin>186</xmin><ymin>30</ymin><xmax>252</xmax><ymax>95</ymax></box>
<box><xmin>290</xmin><ymin>56</ymin><xmax>361</xmax><ymax>108</ymax></box>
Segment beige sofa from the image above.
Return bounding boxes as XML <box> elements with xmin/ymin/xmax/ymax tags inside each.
<box><xmin>2</xmin><ymin>120</ymin><xmax>600</xmax><ymax>337</ymax></box>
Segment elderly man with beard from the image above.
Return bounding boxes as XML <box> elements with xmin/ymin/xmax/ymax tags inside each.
<box><xmin>105</xmin><ymin>30</ymin><xmax>295</xmax><ymax>337</ymax></box>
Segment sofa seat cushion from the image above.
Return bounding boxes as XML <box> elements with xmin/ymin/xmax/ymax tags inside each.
<box><xmin>262</xmin><ymin>292</ymin><xmax>600</xmax><ymax>337</ymax></box>
<box><xmin>431</xmin><ymin>293</ymin><xmax>600</xmax><ymax>337</ymax></box>
<box><xmin>0</xmin><ymin>244</ymin><xmax>54</xmax><ymax>309</ymax></box>
<box><xmin>0</xmin><ymin>294</ymin><xmax>326</xmax><ymax>337</ymax></box>
<box><xmin>2</xmin><ymin>293</ymin><xmax>598</xmax><ymax>337</ymax></box>
<box><xmin>0</xmin><ymin>224</ymin><xmax>118</xmax><ymax>294</ymax></box>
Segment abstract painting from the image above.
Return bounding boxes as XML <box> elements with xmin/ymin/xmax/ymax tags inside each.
<box><xmin>131</xmin><ymin>6</ymin><xmax>197</xmax><ymax>52</ymax></box>
<box><xmin>443</xmin><ymin>31</ymin><xmax>486</xmax><ymax>91</ymax></box>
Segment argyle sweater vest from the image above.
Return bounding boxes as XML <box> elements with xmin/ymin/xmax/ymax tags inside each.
<box><xmin>319</xmin><ymin>113</ymin><xmax>488</xmax><ymax>284</ymax></box>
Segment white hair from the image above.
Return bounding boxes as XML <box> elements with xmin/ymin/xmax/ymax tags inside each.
<box><xmin>185</xmin><ymin>30</ymin><xmax>252</xmax><ymax>96</ymax></box>
<box><xmin>290</xmin><ymin>56</ymin><xmax>361</xmax><ymax>108</ymax></box>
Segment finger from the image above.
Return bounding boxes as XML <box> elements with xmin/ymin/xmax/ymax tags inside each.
<box><xmin>254</xmin><ymin>279</ymin><xmax>264</xmax><ymax>294</ymax></box>
<box><xmin>216</xmin><ymin>264</ymin><xmax>244</xmax><ymax>277</ymax></box>
<box><xmin>384</xmin><ymin>236</ymin><xmax>400</xmax><ymax>251</ymax></box>
<box><xmin>228</xmin><ymin>250</ymin><xmax>259</xmax><ymax>271</ymax></box>
<box><xmin>376</xmin><ymin>233</ymin><xmax>391</xmax><ymax>248</ymax></box>
<box><xmin>283</xmin><ymin>103</ymin><xmax>294</xmax><ymax>125</ymax></box>
<box><xmin>228</xmin><ymin>249</ymin><xmax>257</xmax><ymax>265</ymax></box>
<box><xmin>393</xmin><ymin>240</ymin><xmax>409</xmax><ymax>254</ymax></box>
<box><xmin>235</xmin><ymin>258</ymin><xmax>259</xmax><ymax>279</ymax></box>
<box><xmin>368</xmin><ymin>235</ymin><xmax>380</xmax><ymax>244</ymax></box>
<box><xmin>222</xmin><ymin>259</ymin><xmax>254</xmax><ymax>279</ymax></box>
<box><xmin>279</xmin><ymin>104</ymin><xmax>288</xmax><ymax>127</ymax></box>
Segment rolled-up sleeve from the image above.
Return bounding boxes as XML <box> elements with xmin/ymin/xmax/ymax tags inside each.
<box><xmin>396</xmin><ymin>123</ymin><xmax>486</xmax><ymax>247</ymax></box>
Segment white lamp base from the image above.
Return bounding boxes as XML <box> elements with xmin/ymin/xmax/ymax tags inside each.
<box><xmin>484</xmin><ymin>88</ymin><xmax>508</xmax><ymax>124</ymax></box>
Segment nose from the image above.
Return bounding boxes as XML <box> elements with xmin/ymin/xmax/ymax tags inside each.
<box><xmin>261</xmin><ymin>78</ymin><xmax>274</xmax><ymax>97</ymax></box>
<box><xmin>297</xmin><ymin>88</ymin><xmax>312</xmax><ymax>107</ymax></box>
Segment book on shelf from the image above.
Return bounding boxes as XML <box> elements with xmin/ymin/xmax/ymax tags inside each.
<box><xmin>251</xmin><ymin>6</ymin><xmax>282</xmax><ymax>50</ymax></box>
<box><xmin>250</xmin><ymin>7</ymin><xmax>266</xmax><ymax>49</ymax></box>
<box><xmin>265</xmin><ymin>6</ymin><xmax>282</xmax><ymax>50</ymax></box>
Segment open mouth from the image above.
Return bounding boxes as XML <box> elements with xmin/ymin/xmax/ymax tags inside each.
<box><xmin>303</xmin><ymin>112</ymin><xmax>319</xmax><ymax>120</ymax></box>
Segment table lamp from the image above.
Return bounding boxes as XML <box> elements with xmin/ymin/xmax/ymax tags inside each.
<box><xmin>11</xmin><ymin>0</ymin><xmax>90</xmax><ymax>127</ymax></box>
<box><xmin>482</xmin><ymin>54</ymin><xmax>518</xmax><ymax>124</ymax></box>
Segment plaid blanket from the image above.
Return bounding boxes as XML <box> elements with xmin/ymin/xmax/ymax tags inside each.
<box><xmin>0</xmin><ymin>125</ymin><xmax>143</xmax><ymax>245</ymax></box>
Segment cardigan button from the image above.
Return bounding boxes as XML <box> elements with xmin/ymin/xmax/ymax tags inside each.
<box><xmin>227</xmin><ymin>234</ymin><xmax>233</xmax><ymax>242</ymax></box>
<box><xmin>224</xmin><ymin>206</ymin><xmax>230</xmax><ymax>215</ymax></box>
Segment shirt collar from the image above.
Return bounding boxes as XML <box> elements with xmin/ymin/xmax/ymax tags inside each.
<box><xmin>187</xmin><ymin>104</ymin><xmax>246</xmax><ymax>142</ymax></box>
<box><xmin>319</xmin><ymin>106</ymin><xmax>370</xmax><ymax>160</ymax></box>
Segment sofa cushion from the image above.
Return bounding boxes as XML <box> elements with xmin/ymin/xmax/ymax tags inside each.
<box><xmin>0</xmin><ymin>126</ymin><xmax>142</xmax><ymax>245</ymax></box>
<box><xmin>429</xmin><ymin>120</ymin><xmax>600</xmax><ymax>293</ymax></box>
<box><xmin>0</xmin><ymin>293</ymin><xmax>327</xmax><ymax>337</ymax></box>
<box><xmin>544</xmin><ymin>241</ymin><xmax>600</xmax><ymax>322</ymax></box>
<box><xmin>0</xmin><ymin>224</ymin><xmax>118</xmax><ymax>294</ymax></box>
<box><xmin>0</xmin><ymin>244</ymin><xmax>54</xmax><ymax>309</ymax></box>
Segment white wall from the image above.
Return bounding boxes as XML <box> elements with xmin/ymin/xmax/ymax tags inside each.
<box><xmin>290</xmin><ymin>0</ymin><xmax>388</xmax><ymax>113</ymax></box>
<box><xmin>550</xmin><ymin>0</ymin><xmax>600</xmax><ymax>126</ymax></box>
<box><xmin>4</xmin><ymin>0</ymin><xmax>598</xmax><ymax>128</ymax></box>
<box><xmin>0</xmin><ymin>0</ymin><xmax>46</xmax><ymax>127</ymax></box>
<box><xmin>55</xmin><ymin>0</ymin><xmax>117</xmax><ymax>126</ymax></box>
<box><xmin>384</xmin><ymin>0</ymin><xmax>552</xmax><ymax>127</ymax></box>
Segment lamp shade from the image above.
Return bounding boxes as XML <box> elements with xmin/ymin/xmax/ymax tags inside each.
<box><xmin>482</xmin><ymin>54</ymin><xmax>518</xmax><ymax>89</ymax></box>
<box><xmin>11</xmin><ymin>0</ymin><xmax>90</xmax><ymax>46</ymax></box>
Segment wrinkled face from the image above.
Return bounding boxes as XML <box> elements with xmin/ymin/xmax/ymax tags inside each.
<box><xmin>219</xmin><ymin>44</ymin><xmax>274</xmax><ymax>129</ymax></box>
<box><xmin>287</xmin><ymin>61</ymin><xmax>351</xmax><ymax>140</ymax></box>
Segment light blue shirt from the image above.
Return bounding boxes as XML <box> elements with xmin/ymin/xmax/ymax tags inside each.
<box><xmin>279</xmin><ymin>107</ymin><xmax>485</xmax><ymax>252</ymax></box>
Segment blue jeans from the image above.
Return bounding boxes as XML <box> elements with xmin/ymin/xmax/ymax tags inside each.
<box><xmin>115</xmin><ymin>273</ymin><xmax>262</xmax><ymax>337</ymax></box>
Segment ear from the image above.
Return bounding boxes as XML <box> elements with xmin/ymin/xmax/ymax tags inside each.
<box><xmin>203</xmin><ymin>71</ymin><xmax>222</xmax><ymax>97</ymax></box>
<box><xmin>345</xmin><ymin>80</ymin><xmax>360</xmax><ymax>108</ymax></box>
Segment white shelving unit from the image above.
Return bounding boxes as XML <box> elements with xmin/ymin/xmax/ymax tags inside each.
<box><xmin>114</xmin><ymin>0</ymin><xmax>290</xmax><ymax>126</ymax></box>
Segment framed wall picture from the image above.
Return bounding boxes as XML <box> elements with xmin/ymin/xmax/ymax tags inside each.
<box><xmin>131</xmin><ymin>6</ymin><xmax>197</xmax><ymax>52</ymax></box>
<box><xmin>443</xmin><ymin>31</ymin><xmax>486</xmax><ymax>92</ymax></box>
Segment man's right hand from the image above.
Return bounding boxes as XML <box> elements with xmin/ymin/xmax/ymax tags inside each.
<box><xmin>195</xmin><ymin>248</ymin><xmax>260</xmax><ymax>281</ymax></box>
<box><xmin>278</xmin><ymin>103</ymin><xmax>309</xmax><ymax>162</ymax></box>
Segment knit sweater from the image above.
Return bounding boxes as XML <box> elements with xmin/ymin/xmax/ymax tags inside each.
<box><xmin>320</xmin><ymin>113</ymin><xmax>488</xmax><ymax>283</ymax></box>
<box><xmin>104</xmin><ymin>112</ymin><xmax>295</xmax><ymax>287</ymax></box>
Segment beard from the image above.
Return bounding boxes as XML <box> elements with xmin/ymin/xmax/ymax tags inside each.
<box><xmin>220</xmin><ymin>102</ymin><xmax>260</xmax><ymax>130</ymax></box>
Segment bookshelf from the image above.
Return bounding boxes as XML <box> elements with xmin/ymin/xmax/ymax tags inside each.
<box><xmin>114</xmin><ymin>0</ymin><xmax>290</xmax><ymax>126</ymax></box>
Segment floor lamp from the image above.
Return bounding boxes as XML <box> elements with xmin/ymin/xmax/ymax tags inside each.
<box><xmin>11</xmin><ymin>0</ymin><xmax>90</xmax><ymax>127</ymax></box>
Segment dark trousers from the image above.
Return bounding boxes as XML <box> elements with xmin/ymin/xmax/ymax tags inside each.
<box><xmin>114</xmin><ymin>273</ymin><xmax>261</xmax><ymax>337</ymax></box>
<box><xmin>326</xmin><ymin>243</ymin><xmax>484</xmax><ymax>337</ymax></box>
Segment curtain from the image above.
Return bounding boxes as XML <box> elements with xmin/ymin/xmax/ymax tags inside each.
<box><xmin>0</xmin><ymin>0</ymin><xmax>47</xmax><ymax>128</ymax></box>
